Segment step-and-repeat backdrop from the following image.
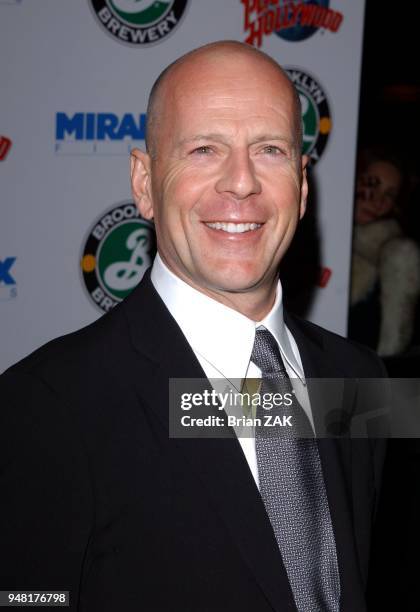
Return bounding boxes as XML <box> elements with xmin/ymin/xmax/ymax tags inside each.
<box><xmin>1</xmin><ymin>0</ymin><xmax>365</xmax><ymax>372</ymax></box>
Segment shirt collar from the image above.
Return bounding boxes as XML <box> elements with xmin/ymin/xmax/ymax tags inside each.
<box><xmin>258</xmin><ymin>286</ymin><xmax>304</xmax><ymax>380</ymax></box>
<box><xmin>150</xmin><ymin>254</ymin><xmax>304</xmax><ymax>381</ymax></box>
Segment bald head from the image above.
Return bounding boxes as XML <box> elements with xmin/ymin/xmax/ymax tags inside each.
<box><xmin>145</xmin><ymin>40</ymin><xmax>302</xmax><ymax>158</ymax></box>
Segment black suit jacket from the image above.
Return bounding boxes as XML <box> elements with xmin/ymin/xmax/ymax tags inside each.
<box><xmin>0</xmin><ymin>273</ymin><xmax>386</xmax><ymax>611</ymax></box>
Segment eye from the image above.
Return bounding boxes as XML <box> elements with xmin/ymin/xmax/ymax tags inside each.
<box><xmin>191</xmin><ymin>145</ymin><xmax>213</xmax><ymax>155</ymax></box>
<box><xmin>262</xmin><ymin>145</ymin><xmax>284</xmax><ymax>155</ymax></box>
<box><xmin>365</xmin><ymin>175</ymin><xmax>380</xmax><ymax>188</ymax></box>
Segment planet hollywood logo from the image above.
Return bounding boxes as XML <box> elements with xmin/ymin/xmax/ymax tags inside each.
<box><xmin>241</xmin><ymin>0</ymin><xmax>343</xmax><ymax>48</ymax></box>
<box><xmin>81</xmin><ymin>201</ymin><xmax>156</xmax><ymax>313</ymax></box>
<box><xmin>89</xmin><ymin>0</ymin><xmax>188</xmax><ymax>46</ymax></box>
<box><xmin>286</xmin><ymin>67</ymin><xmax>331</xmax><ymax>164</ymax></box>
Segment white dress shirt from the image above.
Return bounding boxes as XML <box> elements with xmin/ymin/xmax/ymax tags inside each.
<box><xmin>151</xmin><ymin>254</ymin><xmax>313</xmax><ymax>488</ymax></box>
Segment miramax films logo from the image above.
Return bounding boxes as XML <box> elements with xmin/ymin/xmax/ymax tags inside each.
<box><xmin>81</xmin><ymin>201</ymin><xmax>156</xmax><ymax>312</ymax></box>
<box><xmin>286</xmin><ymin>67</ymin><xmax>332</xmax><ymax>164</ymax></box>
<box><xmin>90</xmin><ymin>0</ymin><xmax>188</xmax><ymax>46</ymax></box>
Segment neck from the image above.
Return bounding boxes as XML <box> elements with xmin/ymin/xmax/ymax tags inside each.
<box><xmin>181</xmin><ymin>273</ymin><xmax>278</xmax><ymax>321</ymax></box>
<box><xmin>203</xmin><ymin>286</ymin><xmax>277</xmax><ymax>321</ymax></box>
<box><xmin>157</xmin><ymin>254</ymin><xmax>279</xmax><ymax>321</ymax></box>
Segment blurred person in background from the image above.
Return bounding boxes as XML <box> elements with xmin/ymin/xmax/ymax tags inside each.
<box><xmin>348</xmin><ymin>147</ymin><xmax>420</xmax><ymax>356</ymax></box>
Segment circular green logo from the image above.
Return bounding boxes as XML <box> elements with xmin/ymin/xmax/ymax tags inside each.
<box><xmin>97</xmin><ymin>220</ymin><xmax>153</xmax><ymax>300</ymax></box>
<box><xmin>90</xmin><ymin>0</ymin><xmax>189</xmax><ymax>46</ymax></box>
<box><xmin>285</xmin><ymin>67</ymin><xmax>332</xmax><ymax>164</ymax></box>
<box><xmin>81</xmin><ymin>201</ymin><xmax>156</xmax><ymax>312</ymax></box>
<box><xmin>298</xmin><ymin>91</ymin><xmax>319</xmax><ymax>157</ymax></box>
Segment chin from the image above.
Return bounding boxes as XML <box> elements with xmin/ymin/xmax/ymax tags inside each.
<box><xmin>201</xmin><ymin>267</ymin><xmax>268</xmax><ymax>295</ymax></box>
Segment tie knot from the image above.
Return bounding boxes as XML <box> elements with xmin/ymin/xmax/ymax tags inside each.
<box><xmin>251</xmin><ymin>328</ymin><xmax>287</xmax><ymax>377</ymax></box>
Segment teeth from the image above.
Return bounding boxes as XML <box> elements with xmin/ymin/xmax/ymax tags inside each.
<box><xmin>206</xmin><ymin>222</ymin><xmax>261</xmax><ymax>233</ymax></box>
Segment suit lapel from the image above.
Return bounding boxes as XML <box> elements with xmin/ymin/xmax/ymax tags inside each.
<box><xmin>122</xmin><ymin>274</ymin><xmax>297</xmax><ymax>612</ymax></box>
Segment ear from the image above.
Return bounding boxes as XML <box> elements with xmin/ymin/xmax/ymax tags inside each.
<box><xmin>130</xmin><ymin>147</ymin><xmax>154</xmax><ymax>220</ymax></box>
<box><xmin>299</xmin><ymin>155</ymin><xmax>309</xmax><ymax>220</ymax></box>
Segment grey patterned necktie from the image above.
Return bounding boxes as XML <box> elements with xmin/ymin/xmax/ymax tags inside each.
<box><xmin>252</xmin><ymin>328</ymin><xmax>340</xmax><ymax>612</ymax></box>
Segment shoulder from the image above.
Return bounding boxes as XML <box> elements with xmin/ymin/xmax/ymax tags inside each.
<box><xmin>1</xmin><ymin>270</ymin><xmax>165</xmax><ymax>385</ymax></box>
<box><xmin>287</xmin><ymin>313</ymin><xmax>386</xmax><ymax>378</ymax></box>
<box><xmin>0</xmin><ymin>300</ymin><xmax>128</xmax><ymax>399</ymax></box>
<box><xmin>380</xmin><ymin>236</ymin><xmax>420</xmax><ymax>270</ymax></box>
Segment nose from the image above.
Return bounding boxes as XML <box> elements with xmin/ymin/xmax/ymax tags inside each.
<box><xmin>215</xmin><ymin>149</ymin><xmax>262</xmax><ymax>199</ymax></box>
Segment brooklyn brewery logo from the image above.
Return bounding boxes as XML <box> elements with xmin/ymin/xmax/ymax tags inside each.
<box><xmin>81</xmin><ymin>201</ymin><xmax>156</xmax><ymax>313</ymax></box>
<box><xmin>90</xmin><ymin>0</ymin><xmax>188</xmax><ymax>46</ymax></box>
<box><xmin>286</xmin><ymin>67</ymin><xmax>331</xmax><ymax>164</ymax></box>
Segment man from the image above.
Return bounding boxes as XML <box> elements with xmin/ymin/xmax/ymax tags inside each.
<box><xmin>0</xmin><ymin>41</ymin><xmax>385</xmax><ymax>611</ymax></box>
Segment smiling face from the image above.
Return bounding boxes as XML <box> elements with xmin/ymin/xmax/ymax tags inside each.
<box><xmin>131</xmin><ymin>45</ymin><xmax>308</xmax><ymax>318</ymax></box>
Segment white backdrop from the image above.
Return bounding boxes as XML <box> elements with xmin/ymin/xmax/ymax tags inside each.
<box><xmin>0</xmin><ymin>0</ymin><xmax>365</xmax><ymax>372</ymax></box>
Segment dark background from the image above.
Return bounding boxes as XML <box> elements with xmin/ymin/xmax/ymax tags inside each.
<box><xmin>358</xmin><ymin>3</ymin><xmax>419</xmax><ymax>176</ymax></box>
<box><xmin>361</xmin><ymin>9</ymin><xmax>420</xmax><ymax>611</ymax></box>
<box><xmin>359</xmin><ymin>2</ymin><xmax>420</xmax><ymax>343</ymax></box>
